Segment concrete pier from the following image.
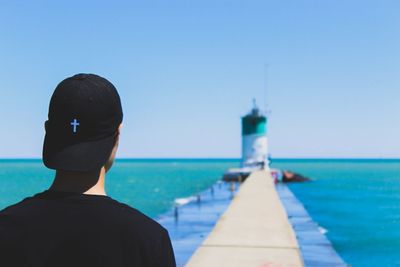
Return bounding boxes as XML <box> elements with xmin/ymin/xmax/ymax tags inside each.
<box><xmin>185</xmin><ymin>170</ymin><xmax>304</xmax><ymax>267</ymax></box>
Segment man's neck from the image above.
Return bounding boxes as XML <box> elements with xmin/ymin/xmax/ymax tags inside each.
<box><xmin>49</xmin><ymin>167</ymin><xmax>106</xmax><ymax>195</ymax></box>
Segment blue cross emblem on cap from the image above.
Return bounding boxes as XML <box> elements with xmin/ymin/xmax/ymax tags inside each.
<box><xmin>70</xmin><ymin>119</ymin><xmax>80</xmax><ymax>133</ymax></box>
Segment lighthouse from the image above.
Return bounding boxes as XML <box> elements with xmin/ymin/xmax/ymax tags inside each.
<box><xmin>241</xmin><ymin>100</ymin><xmax>268</xmax><ymax>169</ymax></box>
<box><xmin>222</xmin><ymin>99</ymin><xmax>269</xmax><ymax>181</ymax></box>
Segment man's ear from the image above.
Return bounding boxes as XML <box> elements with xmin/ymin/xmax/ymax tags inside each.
<box><xmin>116</xmin><ymin>123</ymin><xmax>122</xmax><ymax>137</ymax></box>
<box><xmin>44</xmin><ymin>121</ymin><xmax>48</xmax><ymax>131</ymax></box>
<box><xmin>114</xmin><ymin>123</ymin><xmax>122</xmax><ymax>143</ymax></box>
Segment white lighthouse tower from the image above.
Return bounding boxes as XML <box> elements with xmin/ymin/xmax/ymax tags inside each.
<box><xmin>241</xmin><ymin>99</ymin><xmax>268</xmax><ymax>169</ymax></box>
<box><xmin>223</xmin><ymin>99</ymin><xmax>269</xmax><ymax>181</ymax></box>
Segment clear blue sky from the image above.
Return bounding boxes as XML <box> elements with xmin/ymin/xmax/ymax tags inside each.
<box><xmin>0</xmin><ymin>0</ymin><xmax>399</xmax><ymax>158</ymax></box>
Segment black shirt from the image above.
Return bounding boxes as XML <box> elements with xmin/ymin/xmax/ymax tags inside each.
<box><xmin>0</xmin><ymin>190</ymin><xmax>176</xmax><ymax>267</ymax></box>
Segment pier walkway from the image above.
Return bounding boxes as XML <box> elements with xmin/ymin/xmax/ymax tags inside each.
<box><xmin>186</xmin><ymin>170</ymin><xmax>304</xmax><ymax>267</ymax></box>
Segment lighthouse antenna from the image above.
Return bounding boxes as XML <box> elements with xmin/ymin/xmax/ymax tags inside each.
<box><xmin>263</xmin><ymin>63</ymin><xmax>269</xmax><ymax>116</ymax></box>
<box><xmin>263</xmin><ymin>64</ymin><xmax>268</xmax><ymax>112</ymax></box>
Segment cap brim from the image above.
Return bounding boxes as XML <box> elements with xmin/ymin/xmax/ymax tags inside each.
<box><xmin>43</xmin><ymin>134</ymin><xmax>115</xmax><ymax>172</ymax></box>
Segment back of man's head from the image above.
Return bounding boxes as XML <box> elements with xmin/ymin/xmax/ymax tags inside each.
<box><xmin>43</xmin><ymin>73</ymin><xmax>123</xmax><ymax>172</ymax></box>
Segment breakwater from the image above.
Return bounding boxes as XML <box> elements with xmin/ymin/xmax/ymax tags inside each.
<box><xmin>162</xmin><ymin>169</ymin><xmax>347</xmax><ymax>266</ymax></box>
<box><xmin>185</xmin><ymin>170</ymin><xmax>303</xmax><ymax>266</ymax></box>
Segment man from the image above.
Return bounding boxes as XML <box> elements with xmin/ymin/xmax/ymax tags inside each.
<box><xmin>0</xmin><ymin>74</ymin><xmax>176</xmax><ymax>267</ymax></box>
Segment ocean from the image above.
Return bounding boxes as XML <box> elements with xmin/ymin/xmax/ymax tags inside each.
<box><xmin>271</xmin><ymin>159</ymin><xmax>400</xmax><ymax>267</ymax></box>
<box><xmin>1</xmin><ymin>158</ymin><xmax>400</xmax><ymax>266</ymax></box>
<box><xmin>0</xmin><ymin>159</ymin><xmax>237</xmax><ymax>217</ymax></box>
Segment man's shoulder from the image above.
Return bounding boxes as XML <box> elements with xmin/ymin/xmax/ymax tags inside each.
<box><xmin>1</xmin><ymin>194</ymin><xmax>168</xmax><ymax>241</ymax></box>
<box><xmin>0</xmin><ymin>196</ymin><xmax>36</xmax><ymax>215</ymax></box>
<box><xmin>0</xmin><ymin>196</ymin><xmax>38</xmax><ymax>238</ymax></box>
<box><xmin>0</xmin><ymin>193</ymin><xmax>165</xmax><ymax>233</ymax></box>
<box><xmin>112</xmin><ymin>200</ymin><xmax>167</xmax><ymax>235</ymax></box>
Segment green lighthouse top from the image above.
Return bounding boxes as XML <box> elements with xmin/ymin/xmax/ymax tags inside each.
<box><xmin>241</xmin><ymin>99</ymin><xmax>267</xmax><ymax>136</ymax></box>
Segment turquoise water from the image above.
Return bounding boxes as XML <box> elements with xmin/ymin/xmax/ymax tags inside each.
<box><xmin>2</xmin><ymin>159</ymin><xmax>400</xmax><ymax>266</ymax></box>
<box><xmin>271</xmin><ymin>159</ymin><xmax>400</xmax><ymax>267</ymax></box>
<box><xmin>0</xmin><ymin>159</ymin><xmax>237</xmax><ymax>217</ymax></box>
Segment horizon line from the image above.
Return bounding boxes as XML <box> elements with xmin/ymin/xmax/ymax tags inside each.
<box><xmin>1</xmin><ymin>157</ymin><xmax>400</xmax><ymax>160</ymax></box>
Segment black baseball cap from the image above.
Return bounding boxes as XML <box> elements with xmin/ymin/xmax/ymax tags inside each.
<box><xmin>43</xmin><ymin>73</ymin><xmax>123</xmax><ymax>172</ymax></box>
